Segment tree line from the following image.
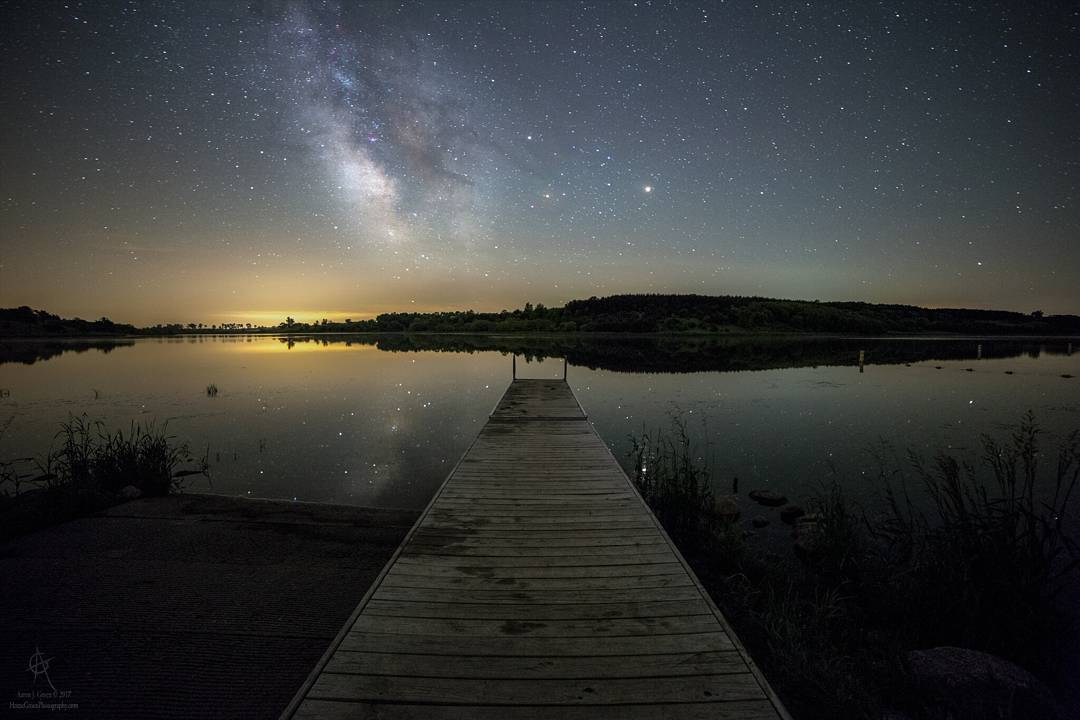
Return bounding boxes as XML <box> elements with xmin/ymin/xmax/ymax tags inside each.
<box><xmin>3</xmin><ymin>294</ymin><xmax>1079</xmax><ymax>337</ymax></box>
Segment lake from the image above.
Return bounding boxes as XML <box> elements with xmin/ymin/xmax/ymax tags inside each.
<box><xmin>1</xmin><ymin>334</ymin><xmax>1078</xmax><ymax>513</ymax></box>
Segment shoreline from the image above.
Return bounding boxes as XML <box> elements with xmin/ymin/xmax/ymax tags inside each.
<box><xmin>0</xmin><ymin>493</ymin><xmax>418</xmax><ymax>718</ymax></box>
<box><xmin>4</xmin><ymin>330</ymin><xmax>1080</xmax><ymax>340</ymax></box>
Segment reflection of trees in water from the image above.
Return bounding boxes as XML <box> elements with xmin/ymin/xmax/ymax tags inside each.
<box><xmin>3</xmin><ymin>333</ymin><xmax>1073</xmax><ymax>371</ymax></box>
<box><xmin>273</xmin><ymin>334</ymin><xmax>1076</xmax><ymax>374</ymax></box>
<box><xmin>0</xmin><ymin>339</ymin><xmax>135</xmax><ymax>365</ymax></box>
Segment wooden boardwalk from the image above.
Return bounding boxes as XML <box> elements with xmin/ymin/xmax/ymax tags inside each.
<box><xmin>284</xmin><ymin>379</ymin><xmax>788</xmax><ymax>719</ymax></box>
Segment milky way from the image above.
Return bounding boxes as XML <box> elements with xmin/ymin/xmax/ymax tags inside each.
<box><xmin>1</xmin><ymin>1</ymin><xmax>1078</xmax><ymax>323</ymax></box>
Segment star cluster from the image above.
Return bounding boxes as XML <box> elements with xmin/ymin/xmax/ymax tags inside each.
<box><xmin>1</xmin><ymin>1</ymin><xmax>1077</xmax><ymax>323</ymax></box>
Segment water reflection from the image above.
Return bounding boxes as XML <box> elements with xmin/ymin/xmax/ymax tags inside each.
<box><xmin>1</xmin><ymin>334</ymin><xmax>1077</xmax><ymax>510</ymax></box>
<box><xmin>3</xmin><ymin>334</ymin><xmax>1074</xmax><ymax>371</ymax></box>
<box><xmin>361</xmin><ymin>334</ymin><xmax>1076</xmax><ymax>372</ymax></box>
<box><xmin>0</xmin><ymin>339</ymin><xmax>135</xmax><ymax>365</ymax></box>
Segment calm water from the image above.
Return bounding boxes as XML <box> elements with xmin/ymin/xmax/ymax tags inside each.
<box><xmin>1</xmin><ymin>335</ymin><xmax>1078</xmax><ymax>511</ymax></box>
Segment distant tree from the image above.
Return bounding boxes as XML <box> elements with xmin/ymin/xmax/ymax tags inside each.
<box><xmin>1031</xmin><ymin>310</ymin><xmax>1044</xmax><ymax>318</ymax></box>
<box><xmin>285</xmin><ymin>316</ymin><xmax>295</xmax><ymax>328</ymax></box>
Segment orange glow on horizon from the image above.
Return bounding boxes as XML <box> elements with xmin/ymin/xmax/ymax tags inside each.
<box><xmin>210</xmin><ymin>303</ymin><xmax>500</xmax><ymax>327</ymax></box>
<box><xmin>213</xmin><ymin>310</ymin><xmax>377</xmax><ymax>326</ymax></box>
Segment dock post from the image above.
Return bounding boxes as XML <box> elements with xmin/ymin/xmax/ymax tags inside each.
<box><xmin>562</xmin><ymin>357</ymin><xmax>567</xmax><ymax>381</ymax></box>
<box><xmin>977</xmin><ymin>343</ymin><xmax>982</xmax><ymax>360</ymax></box>
<box><xmin>512</xmin><ymin>354</ymin><xmax>516</xmax><ymax>380</ymax></box>
<box><xmin>858</xmin><ymin>349</ymin><xmax>865</xmax><ymax>373</ymax></box>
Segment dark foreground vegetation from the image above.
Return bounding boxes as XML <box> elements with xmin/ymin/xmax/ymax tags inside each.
<box><xmin>4</xmin><ymin>294</ymin><xmax>1079</xmax><ymax>338</ymax></box>
<box><xmin>0</xmin><ymin>416</ymin><xmax>209</xmax><ymax>540</ymax></box>
<box><xmin>630</xmin><ymin>414</ymin><xmax>1080</xmax><ymax>719</ymax></box>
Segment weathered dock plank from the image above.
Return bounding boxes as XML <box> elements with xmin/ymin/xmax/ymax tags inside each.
<box><xmin>283</xmin><ymin>378</ymin><xmax>788</xmax><ymax>719</ymax></box>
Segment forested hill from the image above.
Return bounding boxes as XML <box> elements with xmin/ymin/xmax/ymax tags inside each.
<box><xmin>2</xmin><ymin>295</ymin><xmax>1079</xmax><ymax>336</ymax></box>
<box><xmin>368</xmin><ymin>295</ymin><xmax>1080</xmax><ymax>335</ymax></box>
<box><xmin>0</xmin><ymin>307</ymin><xmax>136</xmax><ymax>336</ymax></box>
<box><xmin>552</xmin><ymin>295</ymin><xmax>1080</xmax><ymax>335</ymax></box>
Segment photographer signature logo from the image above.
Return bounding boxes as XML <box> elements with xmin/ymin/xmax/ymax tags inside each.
<box><xmin>9</xmin><ymin>645</ymin><xmax>77</xmax><ymax>712</ymax></box>
<box><xmin>27</xmin><ymin>646</ymin><xmax>57</xmax><ymax>693</ymax></box>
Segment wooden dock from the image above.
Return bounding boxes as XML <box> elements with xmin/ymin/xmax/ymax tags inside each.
<box><xmin>284</xmin><ymin>378</ymin><xmax>789</xmax><ymax>719</ymax></box>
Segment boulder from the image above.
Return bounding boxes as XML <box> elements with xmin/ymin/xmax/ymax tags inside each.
<box><xmin>751</xmin><ymin>515</ymin><xmax>770</xmax><ymax>529</ymax></box>
<box><xmin>792</xmin><ymin>516</ymin><xmax>822</xmax><ymax>562</ymax></box>
<box><xmin>748</xmin><ymin>489</ymin><xmax>787</xmax><ymax>507</ymax></box>
<box><xmin>779</xmin><ymin>505</ymin><xmax>805</xmax><ymax>525</ymax></box>
<box><xmin>118</xmin><ymin>485</ymin><xmax>143</xmax><ymax>500</ymax></box>
<box><xmin>711</xmin><ymin>494</ymin><xmax>740</xmax><ymax>523</ymax></box>
<box><xmin>906</xmin><ymin>646</ymin><xmax>1062</xmax><ymax>720</ymax></box>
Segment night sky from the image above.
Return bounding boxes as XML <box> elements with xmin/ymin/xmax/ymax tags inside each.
<box><xmin>1</xmin><ymin>1</ymin><xmax>1078</xmax><ymax>325</ymax></box>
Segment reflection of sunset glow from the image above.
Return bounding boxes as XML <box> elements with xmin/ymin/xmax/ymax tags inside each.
<box><xmin>228</xmin><ymin>339</ymin><xmax>379</xmax><ymax>354</ymax></box>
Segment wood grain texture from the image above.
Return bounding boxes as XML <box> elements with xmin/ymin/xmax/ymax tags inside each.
<box><xmin>284</xmin><ymin>379</ymin><xmax>786</xmax><ymax>719</ymax></box>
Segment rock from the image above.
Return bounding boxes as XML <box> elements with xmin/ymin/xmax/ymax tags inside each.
<box><xmin>792</xmin><ymin>516</ymin><xmax>822</xmax><ymax>562</ymax></box>
<box><xmin>711</xmin><ymin>494</ymin><xmax>740</xmax><ymax>523</ymax></box>
<box><xmin>906</xmin><ymin>646</ymin><xmax>1063</xmax><ymax>720</ymax></box>
<box><xmin>748</xmin><ymin>489</ymin><xmax>787</xmax><ymax>507</ymax></box>
<box><xmin>779</xmin><ymin>505</ymin><xmax>805</xmax><ymax>525</ymax></box>
<box><xmin>751</xmin><ymin>515</ymin><xmax>770</xmax><ymax>528</ymax></box>
<box><xmin>118</xmin><ymin>485</ymin><xmax>143</xmax><ymax>500</ymax></box>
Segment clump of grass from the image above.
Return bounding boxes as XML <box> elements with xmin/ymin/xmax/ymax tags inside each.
<box><xmin>206</xmin><ymin>383</ymin><xmax>219</xmax><ymax>397</ymax></box>
<box><xmin>46</xmin><ymin>415</ymin><xmax>210</xmax><ymax>497</ymax></box>
<box><xmin>0</xmin><ymin>414</ymin><xmax>210</xmax><ymax>539</ymax></box>
<box><xmin>804</xmin><ymin>478</ymin><xmax>865</xmax><ymax>581</ymax></box>
<box><xmin>628</xmin><ymin>415</ymin><xmax>719</xmax><ymax>546</ymax></box>
<box><xmin>873</xmin><ymin>413</ymin><xmax>1079</xmax><ymax>674</ymax></box>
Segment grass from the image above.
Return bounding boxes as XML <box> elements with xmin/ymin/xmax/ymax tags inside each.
<box><xmin>629</xmin><ymin>415</ymin><xmax>717</xmax><ymax>546</ymax></box>
<box><xmin>206</xmin><ymin>383</ymin><xmax>219</xmax><ymax>397</ymax></box>
<box><xmin>628</xmin><ymin>413</ymin><xmax>1080</xmax><ymax>719</ymax></box>
<box><xmin>871</xmin><ymin>414</ymin><xmax>1079</xmax><ymax>676</ymax></box>
<box><xmin>0</xmin><ymin>414</ymin><xmax>210</xmax><ymax>540</ymax></box>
